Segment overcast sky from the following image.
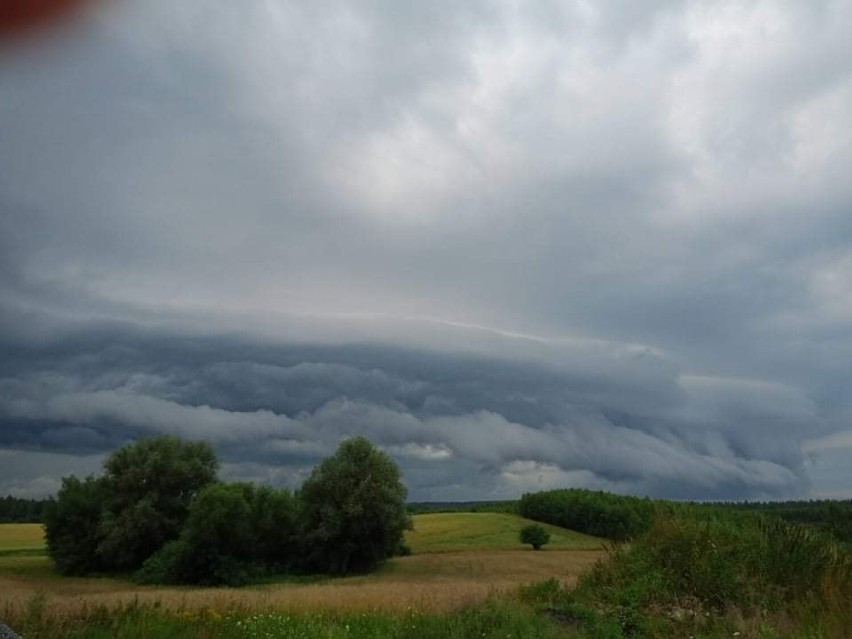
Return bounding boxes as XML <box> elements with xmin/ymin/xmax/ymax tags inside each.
<box><xmin>2</xmin><ymin>0</ymin><xmax>852</xmax><ymax>501</ymax></box>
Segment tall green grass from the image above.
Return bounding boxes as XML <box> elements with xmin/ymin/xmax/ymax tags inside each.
<box><xmin>6</xmin><ymin>595</ymin><xmax>566</xmax><ymax>639</ymax></box>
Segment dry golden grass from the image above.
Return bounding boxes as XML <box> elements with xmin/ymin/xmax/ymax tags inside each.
<box><xmin>0</xmin><ymin>514</ymin><xmax>603</xmax><ymax>623</ymax></box>
<box><xmin>0</xmin><ymin>550</ymin><xmax>603</xmax><ymax>620</ymax></box>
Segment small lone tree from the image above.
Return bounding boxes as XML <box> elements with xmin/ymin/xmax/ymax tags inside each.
<box><xmin>520</xmin><ymin>524</ymin><xmax>550</xmax><ymax>551</ymax></box>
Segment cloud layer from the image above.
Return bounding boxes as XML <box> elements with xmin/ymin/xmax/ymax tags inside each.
<box><xmin>1</xmin><ymin>0</ymin><xmax>851</xmax><ymax>499</ymax></box>
<box><xmin>0</xmin><ymin>318</ymin><xmax>826</xmax><ymax>500</ymax></box>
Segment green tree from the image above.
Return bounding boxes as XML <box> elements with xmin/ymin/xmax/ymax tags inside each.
<box><xmin>299</xmin><ymin>436</ymin><xmax>411</xmax><ymax>574</ymax></box>
<box><xmin>520</xmin><ymin>524</ymin><xmax>550</xmax><ymax>551</ymax></box>
<box><xmin>96</xmin><ymin>436</ymin><xmax>218</xmax><ymax>570</ymax></box>
<box><xmin>43</xmin><ymin>476</ymin><xmax>106</xmax><ymax>574</ymax></box>
<box><xmin>252</xmin><ymin>485</ymin><xmax>300</xmax><ymax>567</ymax></box>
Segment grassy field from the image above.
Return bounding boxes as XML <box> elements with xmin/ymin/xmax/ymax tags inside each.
<box><xmin>6</xmin><ymin>510</ymin><xmax>844</xmax><ymax>636</ymax></box>
<box><xmin>0</xmin><ymin>514</ymin><xmax>603</xmax><ymax>629</ymax></box>
<box><xmin>0</xmin><ymin>523</ymin><xmax>45</xmax><ymax>555</ymax></box>
<box><xmin>407</xmin><ymin>512</ymin><xmax>601</xmax><ymax>553</ymax></box>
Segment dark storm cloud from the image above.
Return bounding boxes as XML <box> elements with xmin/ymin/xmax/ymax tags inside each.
<box><xmin>1</xmin><ymin>1</ymin><xmax>852</xmax><ymax>498</ymax></box>
<box><xmin>0</xmin><ymin>318</ymin><xmax>817</xmax><ymax>499</ymax></box>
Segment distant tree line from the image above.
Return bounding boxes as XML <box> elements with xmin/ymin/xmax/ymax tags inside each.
<box><xmin>519</xmin><ymin>488</ymin><xmax>655</xmax><ymax>541</ymax></box>
<box><xmin>517</xmin><ymin>487</ymin><xmax>852</xmax><ymax>547</ymax></box>
<box><xmin>0</xmin><ymin>496</ymin><xmax>50</xmax><ymax>523</ymax></box>
<box><xmin>44</xmin><ymin>435</ymin><xmax>411</xmax><ymax>585</ymax></box>
<box><xmin>407</xmin><ymin>500</ymin><xmax>518</xmax><ymax>515</ymax></box>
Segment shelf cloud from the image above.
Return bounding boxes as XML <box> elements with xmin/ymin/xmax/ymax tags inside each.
<box><xmin>2</xmin><ymin>0</ymin><xmax>851</xmax><ymax>499</ymax></box>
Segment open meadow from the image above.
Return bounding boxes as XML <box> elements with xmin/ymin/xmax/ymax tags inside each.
<box><xmin>406</xmin><ymin>512</ymin><xmax>600</xmax><ymax>553</ymax></box>
<box><xmin>0</xmin><ymin>513</ymin><xmax>604</xmax><ymax>635</ymax></box>
<box><xmin>3</xmin><ymin>500</ymin><xmax>852</xmax><ymax>637</ymax></box>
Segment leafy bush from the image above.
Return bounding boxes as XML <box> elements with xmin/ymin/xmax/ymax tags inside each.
<box><xmin>556</xmin><ymin>510</ymin><xmax>852</xmax><ymax>637</ymax></box>
<box><xmin>518</xmin><ymin>577</ymin><xmax>565</xmax><ymax>604</ymax></box>
<box><xmin>137</xmin><ymin>482</ymin><xmax>300</xmax><ymax>586</ymax></box>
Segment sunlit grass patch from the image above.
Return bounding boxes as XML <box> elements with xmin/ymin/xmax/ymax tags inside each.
<box><xmin>0</xmin><ymin>523</ymin><xmax>45</xmax><ymax>553</ymax></box>
<box><xmin>406</xmin><ymin>512</ymin><xmax>600</xmax><ymax>553</ymax></box>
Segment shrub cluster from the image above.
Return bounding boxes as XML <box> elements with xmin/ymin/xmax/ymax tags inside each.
<box><xmin>44</xmin><ymin>436</ymin><xmax>217</xmax><ymax>576</ymax></box>
<box><xmin>135</xmin><ymin>482</ymin><xmax>299</xmax><ymax>586</ymax></box>
<box><xmin>521</xmin><ymin>509</ymin><xmax>852</xmax><ymax>637</ymax></box>
<box><xmin>44</xmin><ymin>435</ymin><xmax>410</xmax><ymax>585</ymax></box>
<box><xmin>518</xmin><ymin>488</ymin><xmax>654</xmax><ymax>541</ymax></box>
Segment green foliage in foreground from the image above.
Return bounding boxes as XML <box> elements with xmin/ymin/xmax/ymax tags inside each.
<box><xmin>519</xmin><ymin>510</ymin><xmax>852</xmax><ymax>638</ymax></box>
<box><xmin>10</xmin><ymin>596</ymin><xmax>565</xmax><ymax>639</ymax></box>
